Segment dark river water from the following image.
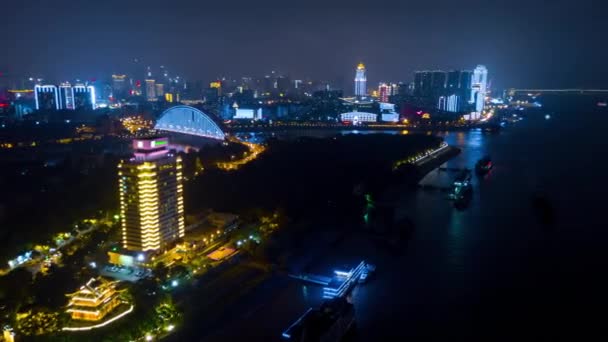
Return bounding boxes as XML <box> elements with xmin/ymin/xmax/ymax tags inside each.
<box><xmin>203</xmin><ymin>108</ymin><xmax>608</xmax><ymax>341</ymax></box>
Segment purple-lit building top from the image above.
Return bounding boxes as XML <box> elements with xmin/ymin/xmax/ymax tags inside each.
<box><xmin>132</xmin><ymin>137</ymin><xmax>170</xmax><ymax>161</ymax></box>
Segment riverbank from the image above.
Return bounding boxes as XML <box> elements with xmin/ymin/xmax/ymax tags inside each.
<box><xmin>228</xmin><ymin>123</ymin><xmax>501</xmax><ymax>134</ymax></box>
<box><xmin>415</xmin><ymin>145</ymin><xmax>461</xmax><ymax>183</ymax></box>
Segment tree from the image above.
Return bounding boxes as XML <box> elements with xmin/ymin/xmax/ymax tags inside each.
<box><xmin>154</xmin><ymin>262</ymin><xmax>168</xmax><ymax>282</ymax></box>
<box><xmin>0</xmin><ymin>268</ymin><xmax>33</xmax><ymax>317</ymax></box>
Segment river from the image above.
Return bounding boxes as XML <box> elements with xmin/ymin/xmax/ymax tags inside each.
<box><xmin>200</xmin><ymin>105</ymin><xmax>608</xmax><ymax>341</ymax></box>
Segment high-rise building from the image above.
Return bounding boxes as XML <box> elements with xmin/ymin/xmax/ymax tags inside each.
<box><xmin>459</xmin><ymin>70</ymin><xmax>472</xmax><ymax>93</ymax></box>
<box><xmin>276</xmin><ymin>75</ymin><xmax>290</xmax><ymax>94</ymax></box>
<box><xmin>412</xmin><ymin>67</ymin><xmax>481</xmax><ymax>113</ymax></box>
<box><xmin>446</xmin><ymin>70</ymin><xmax>461</xmax><ymax>90</ymax></box>
<box><xmin>155</xmin><ymin>83</ymin><xmax>165</xmax><ymax>98</ymax></box>
<box><xmin>210</xmin><ymin>80</ymin><xmax>222</xmax><ymax>96</ymax></box>
<box><xmin>431</xmin><ymin>71</ymin><xmax>447</xmax><ymax>94</ymax></box>
<box><xmin>57</xmin><ymin>84</ymin><xmax>96</xmax><ymax>110</ymax></box>
<box><xmin>470</xmin><ymin>65</ymin><xmax>488</xmax><ymax>113</ymax></box>
<box><xmin>117</xmin><ymin>137</ymin><xmax>185</xmax><ymax>252</ymax></box>
<box><xmin>111</xmin><ymin>74</ymin><xmax>128</xmax><ymax>100</ymax></box>
<box><xmin>145</xmin><ymin>79</ymin><xmax>156</xmax><ymax>101</ymax></box>
<box><xmin>413</xmin><ymin>71</ymin><xmax>432</xmax><ymax>98</ymax></box>
<box><xmin>378</xmin><ymin>82</ymin><xmax>390</xmax><ymax>102</ymax></box>
<box><xmin>34</xmin><ymin>85</ymin><xmax>59</xmax><ymax>110</ymax></box>
<box><xmin>354</xmin><ymin>62</ymin><xmax>367</xmax><ymax>97</ymax></box>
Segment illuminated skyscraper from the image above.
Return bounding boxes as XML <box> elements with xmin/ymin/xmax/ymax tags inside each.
<box><xmin>118</xmin><ymin>137</ymin><xmax>185</xmax><ymax>252</ymax></box>
<box><xmin>145</xmin><ymin>79</ymin><xmax>157</xmax><ymax>101</ymax></box>
<box><xmin>111</xmin><ymin>74</ymin><xmax>128</xmax><ymax>100</ymax></box>
<box><xmin>155</xmin><ymin>83</ymin><xmax>165</xmax><ymax>98</ymax></box>
<box><xmin>378</xmin><ymin>82</ymin><xmax>390</xmax><ymax>102</ymax></box>
<box><xmin>58</xmin><ymin>83</ymin><xmax>96</xmax><ymax>110</ymax></box>
<box><xmin>354</xmin><ymin>62</ymin><xmax>367</xmax><ymax>97</ymax></box>
<box><xmin>34</xmin><ymin>85</ymin><xmax>59</xmax><ymax>110</ymax></box>
<box><xmin>470</xmin><ymin>65</ymin><xmax>488</xmax><ymax>113</ymax></box>
<box><xmin>413</xmin><ymin>71</ymin><xmax>432</xmax><ymax>97</ymax></box>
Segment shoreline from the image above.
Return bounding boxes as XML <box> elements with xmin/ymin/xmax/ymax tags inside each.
<box><xmin>415</xmin><ymin>145</ymin><xmax>461</xmax><ymax>183</ymax></box>
<box><xmin>228</xmin><ymin>123</ymin><xmax>500</xmax><ymax>134</ymax></box>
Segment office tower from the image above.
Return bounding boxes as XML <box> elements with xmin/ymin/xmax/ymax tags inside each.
<box><xmin>413</xmin><ymin>71</ymin><xmax>432</xmax><ymax>98</ymax></box>
<box><xmin>57</xmin><ymin>84</ymin><xmax>96</xmax><ymax>110</ymax></box>
<box><xmin>378</xmin><ymin>82</ymin><xmax>390</xmax><ymax>102</ymax></box>
<box><xmin>470</xmin><ymin>65</ymin><xmax>488</xmax><ymax>113</ymax></box>
<box><xmin>354</xmin><ymin>62</ymin><xmax>367</xmax><ymax>97</ymax></box>
<box><xmin>459</xmin><ymin>70</ymin><xmax>472</xmax><ymax>93</ymax></box>
<box><xmin>389</xmin><ymin>83</ymin><xmax>399</xmax><ymax>96</ymax></box>
<box><xmin>276</xmin><ymin>75</ymin><xmax>290</xmax><ymax>94</ymax></box>
<box><xmin>34</xmin><ymin>85</ymin><xmax>59</xmax><ymax>110</ymax></box>
<box><xmin>145</xmin><ymin>79</ymin><xmax>156</xmax><ymax>101</ymax></box>
<box><xmin>210</xmin><ymin>80</ymin><xmax>222</xmax><ymax>96</ymax></box>
<box><xmin>59</xmin><ymin>84</ymin><xmax>75</xmax><ymax>110</ymax></box>
<box><xmin>74</xmin><ymin>84</ymin><xmax>95</xmax><ymax>109</ymax></box>
<box><xmin>117</xmin><ymin>137</ymin><xmax>185</xmax><ymax>252</ymax></box>
<box><xmin>155</xmin><ymin>83</ymin><xmax>165</xmax><ymax>98</ymax></box>
<box><xmin>205</xmin><ymin>87</ymin><xmax>220</xmax><ymax>104</ymax></box>
<box><xmin>431</xmin><ymin>71</ymin><xmax>447</xmax><ymax>93</ymax></box>
<box><xmin>111</xmin><ymin>74</ymin><xmax>128</xmax><ymax>100</ymax></box>
<box><xmin>446</xmin><ymin>70</ymin><xmax>461</xmax><ymax>90</ymax></box>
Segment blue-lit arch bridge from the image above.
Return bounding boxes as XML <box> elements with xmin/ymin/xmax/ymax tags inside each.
<box><xmin>155</xmin><ymin>105</ymin><xmax>226</xmax><ymax>140</ymax></box>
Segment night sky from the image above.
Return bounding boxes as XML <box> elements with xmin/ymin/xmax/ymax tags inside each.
<box><xmin>2</xmin><ymin>0</ymin><xmax>606</xmax><ymax>89</ymax></box>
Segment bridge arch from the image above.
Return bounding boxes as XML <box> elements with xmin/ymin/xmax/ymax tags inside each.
<box><xmin>155</xmin><ymin>105</ymin><xmax>226</xmax><ymax>140</ymax></box>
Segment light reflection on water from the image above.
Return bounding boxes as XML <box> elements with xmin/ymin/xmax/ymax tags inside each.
<box><xmin>216</xmin><ymin>113</ymin><xmax>607</xmax><ymax>341</ymax></box>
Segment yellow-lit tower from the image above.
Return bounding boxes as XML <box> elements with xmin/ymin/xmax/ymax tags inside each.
<box><xmin>118</xmin><ymin>137</ymin><xmax>185</xmax><ymax>251</ymax></box>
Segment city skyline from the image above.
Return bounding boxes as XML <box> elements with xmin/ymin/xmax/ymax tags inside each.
<box><xmin>1</xmin><ymin>0</ymin><xmax>606</xmax><ymax>89</ymax></box>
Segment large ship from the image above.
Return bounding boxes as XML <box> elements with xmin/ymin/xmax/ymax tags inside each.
<box><xmin>475</xmin><ymin>156</ymin><xmax>493</xmax><ymax>175</ymax></box>
<box><xmin>283</xmin><ymin>297</ymin><xmax>355</xmax><ymax>342</ymax></box>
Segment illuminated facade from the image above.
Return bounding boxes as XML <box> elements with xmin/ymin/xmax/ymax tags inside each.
<box><xmin>340</xmin><ymin>111</ymin><xmax>377</xmax><ymax>123</ymax></box>
<box><xmin>438</xmin><ymin>94</ymin><xmax>461</xmax><ymax>112</ymax></box>
<box><xmin>470</xmin><ymin>65</ymin><xmax>488</xmax><ymax>113</ymax></box>
<box><xmin>210</xmin><ymin>80</ymin><xmax>222</xmax><ymax>96</ymax></box>
<box><xmin>118</xmin><ymin>137</ymin><xmax>185</xmax><ymax>252</ymax></box>
<box><xmin>59</xmin><ymin>84</ymin><xmax>96</xmax><ymax>110</ymax></box>
<box><xmin>111</xmin><ymin>74</ymin><xmax>128</xmax><ymax>100</ymax></box>
<box><xmin>34</xmin><ymin>85</ymin><xmax>59</xmax><ymax>110</ymax></box>
<box><xmin>36</xmin><ymin>84</ymin><xmax>96</xmax><ymax>111</ymax></box>
<box><xmin>66</xmin><ymin>278</ymin><xmax>121</xmax><ymax>321</ymax></box>
<box><xmin>378</xmin><ymin>83</ymin><xmax>390</xmax><ymax>102</ymax></box>
<box><xmin>380</xmin><ymin>102</ymin><xmax>399</xmax><ymax>122</ymax></box>
<box><xmin>145</xmin><ymin>79</ymin><xmax>157</xmax><ymax>101</ymax></box>
<box><xmin>155</xmin><ymin>83</ymin><xmax>165</xmax><ymax>97</ymax></box>
<box><xmin>354</xmin><ymin>63</ymin><xmax>367</xmax><ymax>97</ymax></box>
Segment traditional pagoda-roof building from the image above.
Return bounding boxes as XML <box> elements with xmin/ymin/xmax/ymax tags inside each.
<box><xmin>65</xmin><ymin>277</ymin><xmax>121</xmax><ymax>321</ymax></box>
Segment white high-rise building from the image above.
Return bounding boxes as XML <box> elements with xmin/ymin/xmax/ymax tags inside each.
<box><xmin>470</xmin><ymin>65</ymin><xmax>488</xmax><ymax>113</ymax></box>
<box><xmin>354</xmin><ymin>62</ymin><xmax>367</xmax><ymax>97</ymax></box>
<box><xmin>35</xmin><ymin>84</ymin><xmax>96</xmax><ymax>110</ymax></box>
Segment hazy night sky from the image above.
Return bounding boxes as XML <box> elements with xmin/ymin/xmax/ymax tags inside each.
<box><xmin>1</xmin><ymin>0</ymin><xmax>606</xmax><ymax>89</ymax></box>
